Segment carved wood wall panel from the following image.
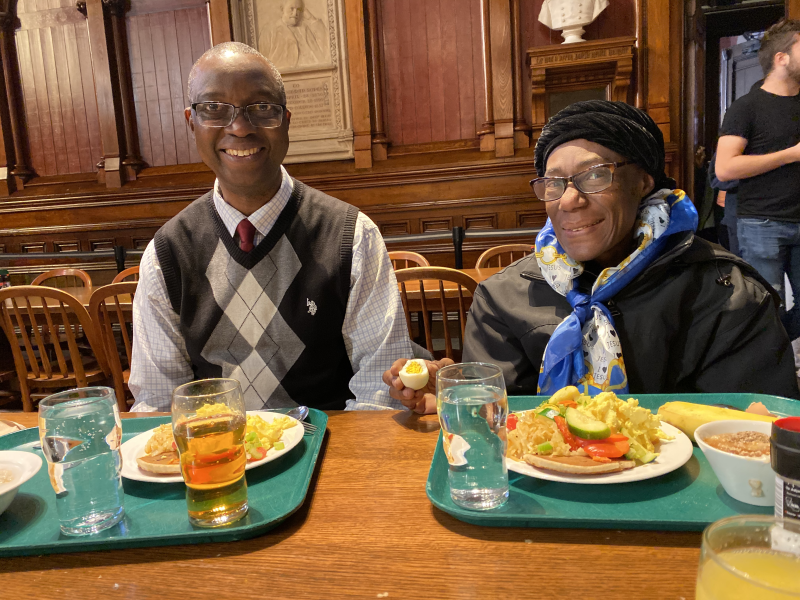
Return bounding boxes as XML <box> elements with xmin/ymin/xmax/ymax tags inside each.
<box><xmin>15</xmin><ymin>0</ymin><xmax>103</xmax><ymax>176</ymax></box>
<box><xmin>126</xmin><ymin>4</ymin><xmax>211</xmax><ymax>167</ymax></box>
<box><xmin>378</xmin><ymin>0</ymin><xmax>486</xmax><ymax>146</ymax></box>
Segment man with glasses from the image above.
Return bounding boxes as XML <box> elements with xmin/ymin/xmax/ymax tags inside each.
<box><xmin>130</xmin><ymin>42</ymin><xmax>413</xmax><ymax>412</ymax></box>
<box><xmin>385</xmin><ymin>100</ymin><xmax>798</xmax><ymax>413</ymax></box>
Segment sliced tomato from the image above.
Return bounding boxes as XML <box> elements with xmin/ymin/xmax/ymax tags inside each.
<box><xmin>613</xmin><ymin>439</ymin><xmax>630</xmax><ymax>454</ymax></box>
<box><xmin>582</xmin><ymin>442</ymin><xmax>624</xmax><ymax>458</ymax></box>
<box><xmin>605</xmin><ymin>433</ymin><xmax>628</xmax><ymax>442</ymax></box>
<box><xmin>507</xmin><ymin>414</ymin><xmax>518</xmax><ymax>431</ymax></box>
<box><xmin>591</xmin><ymin>456</ymin><xmax>612</xmax><ymax>463</ymax></box>
<box><xmin>554</xmin><ymin>415</ymin><xmax>581</xmax><ymax>451</ymax></box>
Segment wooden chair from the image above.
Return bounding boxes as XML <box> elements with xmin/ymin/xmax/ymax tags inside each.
<box><xmin>31</xmin><ymin>268</ymin><xmax>93</xmax><ymax>289</ymax></box>
<box><xmin>395</xmin><ymin>267</ymin><xmax>478</xmax><ymax>361</ymax></box>
<box><xmin>388</xmin><ymin>251</ymin><xmax>430</xmax><ymax>270</ymax></box>
<box><xmin>475</xmin><ymin>244</ymin><xmax>533</xmax><ymax>268</ymax></box>
<box><xmin>0</xmin><ymin>286</ymin><xmax>111</xmax><ymax>412</ymax></box>
<box><xmin>89</xmin><ymin>283</ymin><xmax>137</xmax><ymax>412</ymax></box>
<box><xmin>112</xmin><ymin>266</ymin><xmax>140</xmax><ymax>283</ymax></box>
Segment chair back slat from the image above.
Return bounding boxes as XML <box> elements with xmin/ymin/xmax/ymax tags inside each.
<box><xmin>395</xmin><ymin>267</ymin><xmax>478</xmax><ymax>361</ymax></box>
<box><xmin>418</xmin><ymin>279</ymin><xmax>434</xmax><ymax>356</ymax></box>
<box><xmin>56</xmin><ymin>301</ymin><xmax>87</xmax><ymax>387</ymax></box>
<box><xmin>24</xmin><ymin>300</ymin><xmax>54</xmax><ymax>379</ymax></box>
<box><xmin>89</xmin><ymin>282</ymin><xmax>138</xmax><ymax>412</ymax></box>
<box><xmin>399</xmin><ymin>281</ymin><xmax>413</xmax><ymax>342</ymax></box>
<box><xmin>40</xmin><ymin>300</ymin><xmax>69</xmax><ymax>378</ymax></box>
<box><xmin>475</xmin><ymin>244</ymin><xmax>533</xmax><ymax>269</ymax></box>
<box><xmin>9</xmin><ymin>298</ymin><xmax>40</xmax><ymax>379</ymax></box>
<box><xmin>437</xmin><ymin>280</ymin><xmax>453</xmax><ymax>358</ymax></box>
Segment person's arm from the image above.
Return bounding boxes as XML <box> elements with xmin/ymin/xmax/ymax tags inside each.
<box><xmin>715</xmin><ymin>135</ymin><xmax>800</xmax><ymax>182</ymax></box>
<box><xmin>691</xmin><ymin>265</ymin><xmax>800</xmax><ymax>399</ymax></box>
<box><xmin>462</xmin><ymin>287</ymin><xmax>541</xmax><ymax>395</ymax></box>
<box><xmin>128</xmin><ymin>241</ymin><xmax>194</xmax><ymax>411</ymax></box>
<box><xmin>342</xmin><ymin>214</ymin><xmax>416</xmax><ymax>411</ymax></box>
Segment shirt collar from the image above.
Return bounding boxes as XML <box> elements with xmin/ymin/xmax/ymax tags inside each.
<box><xmin>212</xmin><ymin>166</ymin><xmax>295</xmax><ymax>238</ymax></box>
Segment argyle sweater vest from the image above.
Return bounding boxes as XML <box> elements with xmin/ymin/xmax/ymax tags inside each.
<box><xmin>153</xmin><ymin>181</ymin><xmax>358</xmax><ymax>411</ymax></box>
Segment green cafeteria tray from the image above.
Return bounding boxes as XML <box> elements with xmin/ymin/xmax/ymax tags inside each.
<box><xmin>0</xmin><ymin>409</ymin><xmax>327</xmax><ymax>556</ymax></box>
<box><xmin>426</xmin><ymin>394</ymin><xmax>800</xmax><ymax>531</ymax></box>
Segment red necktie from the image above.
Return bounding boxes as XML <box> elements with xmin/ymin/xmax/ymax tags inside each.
<box><xmin>236</xmin><ymin>219</ymin><xmax>256</xmax><ymax>252</ymax></box>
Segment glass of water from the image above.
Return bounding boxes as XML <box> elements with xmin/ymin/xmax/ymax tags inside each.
<box><xmin>38</xmin><ymin>387</ymin><xmax>125</xmax><ymax>536</ymax></box>
<box><xmin>437</xmin><ymin>362</ymin><xmax>509</xmax><ymax>510</ymax></box>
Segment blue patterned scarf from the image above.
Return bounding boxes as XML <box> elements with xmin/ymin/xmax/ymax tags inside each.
<box><xmin>536</xmin><ymin>189</ymin><xmax>698</xmax><ymax>395</ymax></box>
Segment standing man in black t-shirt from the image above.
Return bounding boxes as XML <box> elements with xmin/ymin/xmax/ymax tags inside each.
<box><xmin>717</xmin><ymin>19</ymin><xmax>800</xmax><ymax>339</ymax></box>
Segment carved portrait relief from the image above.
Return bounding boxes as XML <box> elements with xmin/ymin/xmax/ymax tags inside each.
<box><xmin>258</xmin><ymin>0</ymin><xmax>332</xmax><ymax>69</ymax></box>
<box><xmin>230</xmin><ymin>0</ymin><xmax>354</xmax><ymax>163</ymax></box>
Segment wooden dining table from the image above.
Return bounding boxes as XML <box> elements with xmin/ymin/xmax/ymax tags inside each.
<box><xmin>0</xmin><ymin>410</ymin><xmax>702</xmax><ymax>599</ymax></box>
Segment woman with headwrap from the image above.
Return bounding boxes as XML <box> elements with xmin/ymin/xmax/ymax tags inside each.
<box><xmin>384</xmin><ymin>100</ymin><xmax>799</xmax><ymax>413</ymax></box>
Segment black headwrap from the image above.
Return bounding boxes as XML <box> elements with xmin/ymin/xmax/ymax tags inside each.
<box><xmin>533</xmin><ymin>100</ymin><xmax>676</xmax><ymax>191</ymax></box>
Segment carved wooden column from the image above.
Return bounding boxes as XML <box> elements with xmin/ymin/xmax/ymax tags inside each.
<box><xmin>106</xmin><ymin>0</ymin><xmax>144</xmax><ymax>179</ymax></box>
<box><xmin>478</xmin><ymin>0</ymin><xmax>495</xmax><ymax>152</ymax></box>
<box><xmin>343</xmin><ymin>0</ymin><xmax>373</xmax><ymax>169</ymax></box>
<box><xmin>208</xmin><ymin>0</ymin><xmax>232</xmax><ymax>44</ymax></box>
<box><xmin>510</xmin><ymin>0</ymin><xmax>529</xmax><ymax>149</ymax></box>
<box><xmin>489</xmin><ymin>0</ymin><xmax>514</xmax><ymax>158</ymax></box>
<box><xmin>80</xmin><ymin>0</ymin><xmax>124</xmax><ymax>187</ymax></box>
<box><xmin>0</xmin><ymin>8</ymin><xmax>33</xmax><ymax>194</ymax></box>
<box><xmin>365</xmin><ymin>0</ymin><xmax>387</xmax><ymax>161</ymax></box>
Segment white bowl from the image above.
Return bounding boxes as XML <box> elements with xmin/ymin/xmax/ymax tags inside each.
<box><xmin>695</xmin><ymin>420</ymin><xmax>775</xmax><ymax>507</ymax></box>
<box><xmin>0</xmin><ymin>451</ymin><xmax>43</xmax><ymax>516</ymax></box>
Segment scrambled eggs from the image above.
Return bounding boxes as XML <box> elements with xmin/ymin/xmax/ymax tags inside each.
<box><xmin>507</xmin><ymin>388</ymin><xmax>670</xmax><ymax>461</ymax></box>
<box><xmin>143</xmin><ymin>424</ymin><xmax>175</xmax><ymax>456</ymax></box>
<box><xmin>580</xmin><ymin>391</ymin><xmax>671</xmax><ymax>452</ymax></box>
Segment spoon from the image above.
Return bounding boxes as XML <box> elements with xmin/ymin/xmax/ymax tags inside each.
<box><xmin>286</xmin><ymin>405</ymin><xmax>309</xmax><ymax>422</ymax></box>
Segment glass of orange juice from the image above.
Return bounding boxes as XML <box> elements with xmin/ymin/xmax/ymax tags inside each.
<box><xmin>172</xmin><ymin>379</ymin><xmax>248</xmax><ymax>528</ymax></box>
<box><xmin>696</xmin><ymin>515</ymin><xmax>800</xmax><ymax>600</ymax></box>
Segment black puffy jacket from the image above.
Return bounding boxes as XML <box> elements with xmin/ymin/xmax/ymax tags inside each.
<box><xmin>463</xmin><ymin>232</ymin><xmax>800</xmax><ymax>400</ymax></box>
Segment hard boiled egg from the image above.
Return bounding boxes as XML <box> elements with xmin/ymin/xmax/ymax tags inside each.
<box><xmin>398</xmin><ymin>359</ymin><xmax>429</xmax><ymax>390</ymax></box>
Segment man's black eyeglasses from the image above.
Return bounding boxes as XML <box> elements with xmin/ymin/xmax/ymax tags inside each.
<box><xmin>191</xmin><ymin>102</ymin><xmax>286</xmax><ymax>128</ymax></box>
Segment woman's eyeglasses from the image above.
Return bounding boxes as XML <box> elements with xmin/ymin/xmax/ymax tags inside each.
<box><xmin>530</xmin><ymin>161</ymin><xmax>634</xmax><ymax>201</ymax></box>
<box><xmin>191</xmin><ymin>102</ymin><xmax>285</xmax><ymax>128</ymax></box>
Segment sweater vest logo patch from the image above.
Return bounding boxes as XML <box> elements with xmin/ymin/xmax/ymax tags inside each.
<box><xmin>307</xmin><ymin>299</ymin><xmax>317</xmax><ymax>315</ymax></box>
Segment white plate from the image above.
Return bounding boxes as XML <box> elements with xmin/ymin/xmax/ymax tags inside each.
<box><xmin>505</xmin><ymin>422</ymin><xmax>693</xmax><ymax>484</ymax></box>
<box><xmin>120</xmin><ymin>411</ymin><xmax>303</xmax><ymax>484</ymax></box>
<box><xmin>0</xmin><ymin>450</ymin><xmax>43</xmax><ymax>516</ymax></box>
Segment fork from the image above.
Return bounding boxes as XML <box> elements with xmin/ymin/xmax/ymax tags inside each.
<box><xmin>285</xmin><ymin>405</ymin><xmax>318</xmax><ymax>435</ymax></box>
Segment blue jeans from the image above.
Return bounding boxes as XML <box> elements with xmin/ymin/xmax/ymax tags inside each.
<box><xmin>738</xmin><ymin>217</ymin><xmax>800</xmax><ymax>340</ymax></box>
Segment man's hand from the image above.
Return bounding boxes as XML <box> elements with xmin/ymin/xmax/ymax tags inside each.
<box><xmin>383</xmin><ymin>358</ymin><xmax>455</xmax><ymax>414</ymax></box>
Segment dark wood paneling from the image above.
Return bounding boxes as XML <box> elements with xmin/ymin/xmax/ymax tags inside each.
<box><xmin>379</xmin><ymin>0</ymin><xmax>486</xmax><ymax>146</ymax></box>
<box><xmin>126</xmin><ymin>5</ymin><xmax>210</xmax><ymax>168</ymax></box>
<box><xmin>15</xmin><ymin>0</ymin><xmax>103</xmax><ymax>176</ymax></box>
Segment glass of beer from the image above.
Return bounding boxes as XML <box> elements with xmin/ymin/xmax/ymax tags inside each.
<box><xmin>696</xmin><ymin>515</ymin><xmax>800</xmax><ymax>599</ymax></box>
<box><xmin>436</xmin><ymin>363</ymin><xmax>509</xmax><ymax>511</ymax></box>
<box><xmin>172</xmin><ymin>379</ymin><xmax>248</xmax><ymax>528</ymax></box>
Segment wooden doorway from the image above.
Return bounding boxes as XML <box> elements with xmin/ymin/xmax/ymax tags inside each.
<box><xmin>682</xmin><ymin>0</ymin><xmax>787</xmax><ymax>210</ymax></box>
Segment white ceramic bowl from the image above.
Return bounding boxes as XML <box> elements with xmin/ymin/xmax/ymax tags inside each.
<box><xmin>695</xmin><ymin>420</ymin><xmax>775</xmax><ymax>507</ymax></box>
<box><xmin>0</xmin><ymin>451</ymin><xmax>43</xmax><ymax>517</ymax></box>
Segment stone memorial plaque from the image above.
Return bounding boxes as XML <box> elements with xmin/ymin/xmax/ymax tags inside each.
<box><xmin>231</xmin><ymin>0</ymin><xmax>354</xmax><ymax>163</ymax></box>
